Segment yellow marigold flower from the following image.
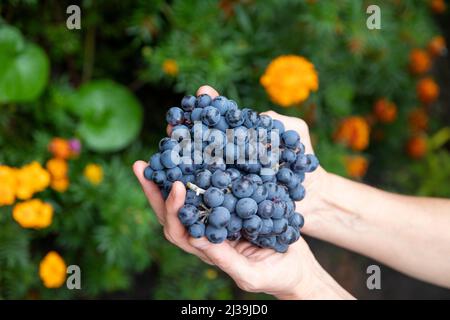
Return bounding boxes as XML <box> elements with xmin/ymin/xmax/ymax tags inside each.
<box><xmin>408</xmin><ymin>108</ymin><xmax>429</xmax><ymax>133</ymax></box>
<box><xmin>162</xmin><ymin>59</ymin><xmax>179</xmax><ymax>76</ymax></box>
<box><xmin>39</xmin><ymin>251</ymin><xmax>67</xmax><ymax>288</ymax></box>
<box><xmin>417</xmin><ymin>77</ymin><xmax>439</xmax><ymax>104</ymax></box>
<box><xmin>51</xmin><ymin>178</ymin><xmax>70</xmax><ymax>193</ymax></box>
<box><xmin>409</xmin><ymin>49</ymin><xmax>431</xmax><ymax>75</ymax></box>
<box><xmin>48</xmin><ymin>138</ymin><xmax>72</xmax><ymax>160</ymax></box>
<box><xmin>12</xmin><ymin>199</ymin><xmax>53</xmax><ymax>229</ymax></box>
<box><xmin>0</xmin><ymin>165</ymin><xmax>17</xmax><ymax>206</ymax></box>
<box><xmin>84</xmin><ymin>163</ymin><xmax>103</xmax><ymax>185</ymax></box>
<box><xmin>334</xmin><ymin>116</ymin><xmax>370</xmax><ymax>151</ymax></box>
<box><xmin>205</xmin><ymin>268</ymin><xmax>218</xmax><ymax>280</ymax></box>
<box><xmin>373</xmin><ymin>98</ymin><xmax>397</xmax><ymax>123</ymax></box>
<box><xmin>428</xmin><ymin>36</ymin><xmax>447</xmax><ymax>57</ymax></box>
<box><xmin>345</xmin><ymin>156</ymin><xmax>368</xmax><ymax>179</ymax></box>
<box><xmin>46</xmin><ymin>158</ymin><xmax>68</xmax><ymax>180</ymax></box>
<box><xmin>430</xmin><ymin>0</ymin><xmax>446</xmax><ymax>14</ymax></box>
<box><xmin>406</xmin><ymin>135</ymin><xmax>427</xmax><ymax>159</ymax></box>
<box><xmin>260</xmin><ymin>55</ymin><xmax>319</xmax><ymax>107</ymax></box>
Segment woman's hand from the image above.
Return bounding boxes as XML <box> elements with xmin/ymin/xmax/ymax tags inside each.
<box><xmin>133</xmin><ymin>85</ymin><xmax>353</xmax><ymax>299</ymax></box>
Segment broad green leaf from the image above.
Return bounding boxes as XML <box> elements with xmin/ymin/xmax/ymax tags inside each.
<box><xmin>324</xmin><ymin>81</ymin><xmax>354</xmax><ymax>116</ymax></box>
<box><xmin>72</xmin><ymin>80</ymin><xmax>143</xmax><ymax>152</ymax></box>
<box><xmin>0</xmin><ymin>32</ymin><xmax>49</xmax><ymax>103</ymax></box>
<box><xmin>0</xmin><ymin>24</ymin><xmax>25</xmax><ymax>56</ymax></box>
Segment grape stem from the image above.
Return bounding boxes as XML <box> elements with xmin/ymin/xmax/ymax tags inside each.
<box><xmin>186</xmin><ymin>182</ymin><xmax>206</xmax><ymax>196</ymax></box>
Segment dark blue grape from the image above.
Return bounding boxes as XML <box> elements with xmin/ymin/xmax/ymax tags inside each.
<box><xmin>225</xmin><ymin>109</ymin><xmax>245</xmax><ymax>127</ymax></box>
<box><xmin>274</xmin><ymin>241</ymin><xmax>288</xmax><ymax>253</ymax></box>
<box><xmin>152</xmin><ymin>170</ymin><xmax>166</xmax><ymax>185</ymax></box>
<box><xmin>214</xmin><ymin>116</ymin><xmax>229</xmax><ymax>132</ymax></box>
<box><xmin>211</xmin><ymin>170</ymin><xmax>231</xmax><ymax>189</ymax></box>
<box><xmin>180</xmin><ymin>174</ymin><xmax>195</xmax><ymax>185</ymax></box>
<box><xmin>246</xmin><ymin>174</ymin><xmax>263</xmax><ymax>185</ymax></box>
<box><xmin>289</xmin><ymin>212</ymin><xmax>305</xmax><ymax>229</ymax></box>
<box><xmin>205</xmin><ymin>225</ymin><xmax>227</xmax><ymax>243</ymax></box>
<box><xmin>272</xmin><ymin>218</ymin><xmax>288</xmax><ymax>234</ymax></box>
<box><xmin>257</xmin><ymin>200</ymin><xmax>274</xmax><ymax>219</ymax></box>
<box><xmin>166</xmin><ymin>107</ymin><xmax>184</xmax><ymax>126</ymax></box>
<box><xmin>195</xmin><ymin>169</ymin><xmax>212</xmax><ymax>189</ymax></box>
<box><xmin>232</xmin><ymin>177</ymin><xmax>254</xmax><ymax>198</ymax></box>
<box><xmin>191</xmin><ymin>108</ymin><xmax>203</xmax><ymax>122</ymax></box>
<box><xmin>243</xmin><ymin>215</ymin><xmax>262</xmax><ymax>233</ymax></box>
<box><xmin>289</xmin><ymin>184</ymin><xmax>305</xmax><ymax>201</ymax></box>
<box><xmin>272</xmin><ymin>119</ymin><xmax>285</xmax><ymax>135</ymax></box>
<box><xmin>226</xmin><ymin>168</ymin><xmax>241</xmax><ymax>181</ymax></box>
<box><xmin>258</xmin><ymin>115</ymin><xmax>273</xmax><ymax>129</ymax></box>
<box><xmin>159</xmin><ymin>137</ymin><xmax>178</xmax><ymax>152</ymax></box>
<box><xmin>178</xmin><ymin>204</ymin><xmax>199</xmax><ymax>226</ymax></box>
<box><xmin>212</xmin><ymin>96</ymin><xmax>229</xmax><ymax>115</ymax></box>
<box><xmin>278</xmin><ymin>226</ymin><xmax>297</xmax><ymax>245</ymax></box>
<box><xmin>143</xmin><ymin>166</ymin><xmax>154</xmax><ymax>181</ymax></box>
<box><xmin>227</xmin><ymin>232</ymin><xmax>241</xmax><ymax>241</ymax></box>
<box><xmin>208</xmin><ymin>206</ymin><xmax>231</xmax><ymax>228</ymax></box>
<box><xmin>222</xmin><ymin>193</ymin><xmax>237</xmax><ymax>212</ymax></box>
<box><xmin>235</xmin><ymin>197</ymin><xmax>258</xmax><ymax>218</ymax></box>
<box><xmin>160</xmin><ymin>149</ymin><xmax>181</xmax><ymax>168</ymax></box>
<box><xmin>291</xmin><ymin>154</ymin><xmax>308</xmax><ymax>172</ymax></box>
<box><xmin>166</xmin><ymin>166</ymin><xmax>182</xmax><ymax>182</ymax></box>
<box><xmin>272</xmin><ymin>201</ymin><xmax>285</xmax><ymax>219</ymax></box>
<box><xmin>172</xmin><ymin>125</ymin><xmax>190</xmax><ymax>142</ymax></box>
<box><xmin>259</xmin><ymin>218</ymin><xmax>273</xmax><ymax>235</ymax></box>
<box><xmin>185</xmin><ymin>189</ymin><xmax>202</xmax><ymax>206</ymax></box>
<box><xmin>281</xmin><ymin>149</ymin><xmax>296</xmax><ymax>164</ymax></box>
<box><xmin>181</xmin><ymin>95</ymin><xmax>196</xmax><ymax>111</ymax></box>
<box><xmin>203</xmin><ymin>187</ymin><xmax>225</xmax><ymax>208</ymax></box>
<box><xmin>201</xmin><ymin>106</ymin><xmax>221</xmax><ymax>126</ymax></box>
<box><xmin>149</xmin><ymin>153</ymin><xmax>164</xmax><ymax>170</ymax></box>
<box><xmin>242</xmin><ymin>109</ymin><xmax>258</xmax><ymax>128</ymax></box>
<box><xmin>281</xmin><ymin>130</ymin><xmax>300</xmax><ymax>149</ymax></box>
<box><xmin>196</xmin><ymin>94</ymin><xmax>212</xmax><ymax>108</ymax></box>
<box><xmin>251</xmin><ymin>184</ymin><xmax>268</xmax><ymax>203</ymax></box>
<box><xmin>188</xmin><ymin>222</ymin><xmax>205</xmax><ymax>238</ymax></box>
<box><xmin>227</xmin><ymin>213</ymin><xmax>243</xmax><ymax>233</ymax></box>
<box><xmin>306</xmin><ymin>154</ymin><xmax>319</xmax><ymax>172</ymax></box>
<box><xmin>257</xmin><ymin>236</ymin><xmax>276</xmax><ymax>248</ymax></box>
<box><xmin>276</xmin><ymin>167</ymin><xmax>294</xmax><ymax>184</ymax></box>
<box><xmin>179</xmin><ymin>163</ymin><xmax>195</xmax><ymax>175</ymax></box>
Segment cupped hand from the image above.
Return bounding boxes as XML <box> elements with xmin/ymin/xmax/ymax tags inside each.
<box><xmin>133</xmin><ymin>85</ymin><xmax>342</xmax><ymax>299</ymax></box>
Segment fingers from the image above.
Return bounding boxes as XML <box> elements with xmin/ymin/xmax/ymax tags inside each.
<box><xmin>166</xmin><ymin>124</ymin><xmax>173</xmax><ymax>136</ymax></box>
<box><xmin>196</xmin><ymin>85</ymin><xmax>219</xmax><ymax>98</ymax></box>
<box><xmin>133</xmin><ymin>160</ymin><xmax>166</xmax><ymax>224</ymax></box>
<box><xmin>190</xmin><ymin>237</ymin><xmax>252</xmax><ymax>281</ymax></box>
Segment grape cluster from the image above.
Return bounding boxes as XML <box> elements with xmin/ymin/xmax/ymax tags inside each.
<box><xmin>144</xmin><ymin>94</ymin><xmax>319</xmax><ymax>253</ymax></box>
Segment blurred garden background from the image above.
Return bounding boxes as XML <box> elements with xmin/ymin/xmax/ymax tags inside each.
<box><xmin>0</xmin><ymin>0</ymin><xmax>449</xmax><ymax>299</ymax></box>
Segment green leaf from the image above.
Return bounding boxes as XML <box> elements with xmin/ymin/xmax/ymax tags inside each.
<box><xmin>72</xmin><ymin>80</ymin><xmax>143</xmax><ymax>152</ymax></box>
<box><xmin>323</xmin><ymin>81</ymin><xmax>354</xmax><ymax>116</ymax></box>
<box><xmin>0</xmin><ymin>27</ymin><xmax>49</xmax><ymax>103</ymax></box>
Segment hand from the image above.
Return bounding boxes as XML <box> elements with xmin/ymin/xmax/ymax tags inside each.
<box><xmin>133</xmin><ymin>85</ymin><xmax>352</xmax><ymax>299</ymax></box>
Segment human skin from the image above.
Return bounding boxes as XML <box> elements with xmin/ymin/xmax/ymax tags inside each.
<box><xmin>133</xmin><ymin>85</ymin><xmax>450</xmax><ymax>299</ymax></box>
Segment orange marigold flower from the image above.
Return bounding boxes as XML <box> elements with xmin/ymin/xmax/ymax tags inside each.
<box><xmin>406</xmin><ymin>136</ymin><xmax>427</xmax><ymax>159</ymax></box>
<box><xmin>49</xmin><ymin>138</ymin><xmax>72</xmax><ymax>160</ymax></box>
<box><xmin>430</xmin><ymin>0</ymin><xmax>447</xmax><ymax>14</ymax></box>
<box><xmin>334</xmin><ymin>116</ymin><xmax>370</xmax><ymax>151</ymax></box>
<box><xmin>83</xmin><ymin>163</ymin><xmax>103</xmax><ymax>185</ymax></box>
<box><xmin>417</xmin><ymin>77</ymin><xmax>440</xmax><ymax>104</ymax></box>
<box><xmin>16</xmin><ymin>162</ymin><xmax>51</xmax><ymax>200</ymax></box>
<box><xmin>162</xmin><ymin>59</ymin><xmax>179</xmax><ymax>76</ymax></box>
<box><xmin>260</xmin><ymin>55</ymin><xmax>319</xmax><ymax>107</ymax></box>
<box><xmin>46</xmin><ymin>158</ymin><xmax>68</xmax><ymax>180</ymax></box>
<box><xmin>345</xmin><ymin>156</ymin><xmax>368</xmax><ymax>179</ymax></box>
<box><xmin>373</xmin><ymin>98</ymin><xmax>397</xmax><ymax>123</ymax></box>
<box><xmin>51</xmin><ymin>178</ymin><xmax>70</xmax><ymax>193</ymax></box>
<box><xmin>39</xmin><ymin>251</ymin><xmax>67</xmax><ymax>288</ymax></box>
<box><xmin>408</xmin><ymin>108</ymin><xmax>429</xmax><ymax>132</ymax></box>
<box><xmin>409</xmin><ymin>49</ymin><xmax>431</xmax><ymax>75</ymax></box>
<box><xmin>427</xmin><ymin>36</ymin><xmax>447</xmax><ymax>57</ymax></box>
<box><xmin>0</xmin><ymin>165</ymin><xmax>17</xmax><ymax>206</ymax></box>
<box><xmin>12</xmin><ymin>199</ymin><xmax>53</xmax><ymax>229</ymax></box>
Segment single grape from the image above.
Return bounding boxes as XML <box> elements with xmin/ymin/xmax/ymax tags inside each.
<box><xmin>188</xmin><ymin>222</ymin><xmax>205</xmax><ymax>238</ymax></box>
<box><xmin>306</xmin><ymin>154</ymin><xmax>319</xmax><ymax>172</ymax></box>
<box><xmin>222</xmin><ymin>193</ymin><xmax>238</xmax><ymax>212</ymax></box>
<box><xmin>201</xmin><ymin>106</ymin><xmax>221</xmax><ymax>126</ymax></box>
<box><xmin>166</xmin><ymin>107</ymin><xmax>184</xmax><ymax>126</ymax></box>
<box><xmin>205</xmin><ymin>225</ymin><xmax>227</xmax><ymax>244</ymax></box>
<box><xmin>272</xmin><ymin>218</ymin><xmax>288</xmax><ymax>234</ymax></box>
<box><xmin>291</xmin><ymin>154</ymin><xmax>308</xmax><ymax>173</ymax></box>
<box><xmin>257</xmin><ymin>236</ymin><xmax>276</xmax><ymax>248</ymax></box>
<box><xmin>180</xmin><ymin>174</ymin><xmax>195</xmax><ymax>185</ymax></box>
<box><xmin>195</xmin><ymin>169</ymin><xmax>212</xmax><ymax>189</ymax></box>
<box><xmin>259</xmin><ymin>218</ymin><xmax>274</xmax><ymax>235</ymax></box>
<box><xmin>235</xmin><ymin>197</ymin><xmax>258</xmax><ymax>218</ymax></box>
<box><xmin>281</xmin><ymin>130</ymin><xmax>300</xmax><ymax>149</ymax></box>
<box><xmin>258</xmin><ymin>114</ymin><xmax>273</xmax><ymax>129</ymax></box>
<box><xmin>211</xmin><ymin>170</ymin><xmax>231</xmax><ymax>189</ymax></box>
<box><xmin>246</xmin><ymin>174</ymin><xmax>263</xmax><ymax>185</ymax></box>
<box><xmin>143</xmin><ymin>166</ymin><xmax>154</xmax><ymax>181</ymax></box>
<box><xmin>289</xmin><ymin>184</ymin><xmax>305</xmax><ymax>201</ymax></box>
<box><xmin>272</xmin><ymin>119</ymin><xmax>285</xmax><ymax>135</ymax></box>
<box><xmin>160</xmin><ymin>149</ymin><xmax>181</xmax><ymax>169</ymax></box>
<box><xmin>185</xmin><ymin>189</ymin><xmax>202</xmax><ymax>206</ymax></box>
<box><xmin>191</xmin><ymin>108</ymin><xmax>203</xmax><ymax>122</ymax></box>
<box><xmin>289</xmin><ymin>212</ymin><xmax>305</xmax><ymax>229</ymax></box>
<box><xmin>159</xmin><ymin>137</ymin><xmax>178</xmax><ymax>152</ymax></box>
<box><xmin>278</xmin><ymin>226</ymin><xmax>297</xmax><ymax>245</ymax></box>
<box><xmin>181</xmin><ymin>95</ymin><xmax>196</xmax><ymax>111</ymax></box>
<box><xmin>257</xmin><ymin>200</ymin><xmax>275</xmax><ymax>219</ymax></box>
<box><xmin>203</xmin><ymin>187</ymin><xmax>225</xmax><ymax>208</ymax></box>
<box><xmin>196</xmin><ymin>94</ymin><xmax>212</xmax><ymax>108</ymax></box>
<box><xmin>227</xmin><ymin>213</ymin><xmax>243</xmax><ymax>233</ymax></box>
<box><xmin>172</xmin><ymin>125</ymin><xmax>191</xmax><ymax>142</ymax></box>
<box><xmin>276</xmin><ymin>167</ymin><xmax>294</xmax><ymax>184</ymax></box>
<box><xmin>211</xmin><ymin>96</ymin><xmax>229</xmax><ymax>115</ymax></box>
<box><xmin>178</xmin><ymin>204</ymin><xmax>199</xmax><ymax>226</ymax></box>
<box><xmin>232</xmin><ymin>177</ymin><xmax>255</xmax><ymax>198</ymax></box>
<box><xmin>226</xmin><ymin>168</ymin><xmax>241</xmax><ymax>181</ymax></box>
<box><xmin>214</xmin><ymin>116</ymin><xmax>229</xmax><ymax>132</ymax></box>
<box><xmin>281</xmin><ymin>149</ymin><xmax>296</xmax><ymax>164</ymax></box>
<box><xmin>243</xmin><ymin>215</ymin><xmax>262</xmax><ymax>233</ymax></box>
<box><xmin>149</xmin><ymin>153</ymin><xmax>164</xmax><ymax>170</ymax></box>
<box><xmin>208</xmin><ymin>206</ymin><xmax>231</xmax><ymax>228</ymax></box>
<box><xmin>242</xmin><ymin>109</ymin><xmax>258</xmax><ymax>128</ymax></box>
<box><xmin>152</xmin><ymin>170</ymin><xmax>166</xmax><ymax>185</ymax></box>
<box><xmin>274</xmin><ymin>241</ymin><xmax>288</xmax><ymax>253</ymax></box>
<box><xmin>225</xmin><ymin>109</ymin><xmax>245</xmax><ymax>127</ymax></box>
<box><xmin>251</xmin><ymin>184</ymin><xmax>268</xmax><ymax>203</ymax></box>
<box><xmin>227</xmin><ymin>232</ymin><xmax>241</xmax><ymax>241</ymax></box>
<box><xmin>166</xmin><ymin>166</ymin><xmax>182</xmax><ymax>182</ymax></box>
<box><xmin>226</xmin><ymin>99</ymin><xmax>238</xmax><ymax>111</ymax></box>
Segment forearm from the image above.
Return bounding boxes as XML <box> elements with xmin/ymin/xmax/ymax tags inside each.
<box><xmin>308</xmin><ymin>172</ymin><xmax>450</xmax><ymax>288</ymax></box>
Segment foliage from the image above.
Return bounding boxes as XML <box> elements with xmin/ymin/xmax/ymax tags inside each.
<box><xmin>0</xmin><ymin>0</ymin><xmax>449</xmax><ymax>299</ymax></box>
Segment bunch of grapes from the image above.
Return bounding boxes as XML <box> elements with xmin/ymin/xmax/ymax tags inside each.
<box><xmin>143</xmin><ymin>94</ymin><xmax>319</xmax><ymax>253</ymax></box>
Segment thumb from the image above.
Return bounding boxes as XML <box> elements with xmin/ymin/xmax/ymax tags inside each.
<box><xmin>189</xmin><ymin>237</ymin><xmax>252</xmax><ymax>280</ymax></box>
